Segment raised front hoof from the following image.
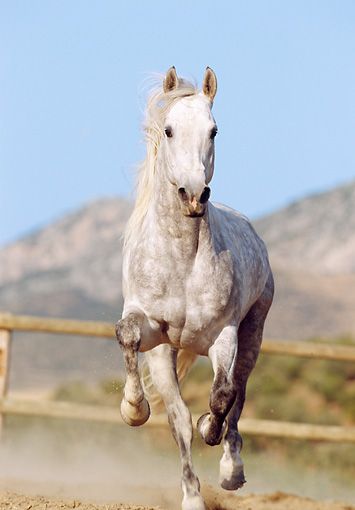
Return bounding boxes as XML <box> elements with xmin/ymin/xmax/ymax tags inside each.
<box><xmin>220</xmin><ymin>474</ymin><xmax>246</xmax><ymax>491</ymax></box>
<box><xmin>197</xmin><ymin>413</ymin><xmax>226</xmax><ymax>446</ymax></box>
<box><xmin>182</xmin><ymin>494</ymin><xmax>206</xmax><ymax>510</ymax></box>
<box><xmin>120</xmin><ymin>396</ymin><xmax>150</xmax><ymax>427</ymax></box>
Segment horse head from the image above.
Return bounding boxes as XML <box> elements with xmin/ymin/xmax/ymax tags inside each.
<box><xmin>160</xmin><ymin>66</ymin><xmax>218</xmax><ymax>217</ymax></box>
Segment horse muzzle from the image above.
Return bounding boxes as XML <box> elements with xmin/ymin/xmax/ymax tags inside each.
<box><xmin>178</xmin><ymin>186</ymin><xmax>211</xmax><ymax>217</ymax></box>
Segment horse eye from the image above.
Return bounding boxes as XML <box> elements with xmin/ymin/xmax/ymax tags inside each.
<box><xmin>210</xmin><ymin>127</ymin><xmax>218</xmax><ymax>140</ymax></box>
<box><xmin>165</xmin><ymin>126</ymin><xmax>173</xmax><ymax>138</ymax></box>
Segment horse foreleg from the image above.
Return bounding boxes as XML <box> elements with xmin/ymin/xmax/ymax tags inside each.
<box><xmin>115</xmin><ymin>313</ymin><xmax>150</xmax><ymax>426</ymax></box>
<box><xmin>219</xmin><ymin>354</ymin><xmax>255</xmax><ymax>490</ymax></box>
<box><xmin>197</xmin><ymin>324</ymin><xmax>238</xmax><ymax>447</ymax></box>
<box><xmin>219</xmin><ymin>324</ymin><xmax>261</xmax><ymax>490</ymax></box>
<box><xmin>220</xmin><ymin>282</ymin><xmax>273</xmax><ymax>490</ymax></box>
<box><xmin>145</xmin><ymin>345</ymin><xmax>205</xmax><ymax>510</ymax></box>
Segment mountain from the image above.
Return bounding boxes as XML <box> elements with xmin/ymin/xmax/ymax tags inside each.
<box><xmin>0</xmin><ymin>197</ymin><xmax>131</xmax><ymax>320</ymax></box>
<box><xmin>1</xmin><ymin>182</ymin><xmax>354</xmax><ymax>390</ymax></box>
<box><xmin>253</xmin><ymin>180</ymin><xmax>355</xmax><ymax>340</ymax></box>
<box><xmin>0</xmin><ymin>198</ymin><xmax>131</xmax><ymax>391</ymax></box>
<box><xmin>254</xmin><ymin>180</ymin><xmax>355</xmax><ymax>275</ymax></box>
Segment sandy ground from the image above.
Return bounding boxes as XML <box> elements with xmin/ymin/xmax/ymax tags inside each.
<box><xmin>1</xmin><ymin>487</ymin><xmax>354</xmax><ymax>510</ymax></box>
<box><xmin>2</xmin><ymin>415</ymin><xmax>354</xmax><ymax>510</ymax></box>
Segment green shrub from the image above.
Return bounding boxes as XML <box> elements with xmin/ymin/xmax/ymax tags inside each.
<box><xmin>52</xmin><ymin>378</ymin><xmax>124</xmax><ymax>407</ymax></box>
<box><xmin>52</xmin><ymin>381</ymin><xmax>98</xmax><ymax>405</ymax></box>
<box><xmin>50</xmin><ymin>336</ymin><xmax>355</xmax><ymax>426</ymax></box>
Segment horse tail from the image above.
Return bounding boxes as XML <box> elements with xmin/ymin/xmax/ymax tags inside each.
<box><xmin>142</xmin><ymin>349</ymin><xmax>198</xmax><ymax>413</ymax></box>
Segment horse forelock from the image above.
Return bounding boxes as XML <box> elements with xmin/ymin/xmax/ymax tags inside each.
<box><xmin>124</xmin><ymin>78</ymin><xmax>198</xmax><ymax>248</ymax></box>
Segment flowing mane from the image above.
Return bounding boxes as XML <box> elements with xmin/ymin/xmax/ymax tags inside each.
<box><xmin>124</xmin><ymin>78</ymin><xmax>198</xmax><ymax>248</ymax></box>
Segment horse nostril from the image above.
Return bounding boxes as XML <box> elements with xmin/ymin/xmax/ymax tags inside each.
<box><xmin>178</xmin><ymin>187</ymin><xmax>188</xmax><ymax>201</ymax></box>
<box><xmin>200</xmin><ymin>187</ymin><xmax>211</xmax><ymax>204</ymax></box>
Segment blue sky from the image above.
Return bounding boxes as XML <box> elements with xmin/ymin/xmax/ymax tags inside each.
<box><xmin>1</xmin><ymin>1</ymin><xmax>354</xmax><ymax>246</ymax></box>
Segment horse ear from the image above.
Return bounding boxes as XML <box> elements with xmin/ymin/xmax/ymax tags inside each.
<box><xmin>163</xmin><ymin>66</ymin><xmax>179</xmax><ymax>93</ymax></box>
<box><xmin>203</xmin><ymin>67</ymin><xmax>217</xmax><ymax>102</ymax></box>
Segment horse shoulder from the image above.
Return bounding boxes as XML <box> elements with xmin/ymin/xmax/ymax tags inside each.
<box><xmin>209</xmin><ymin>203</ymin><xmax>272</xmax><ymax>308</ymax></box>
<box><xmin>211</xmin><ymin>202</ymin><xmax>270</xmax><ymax>268</ymax></box>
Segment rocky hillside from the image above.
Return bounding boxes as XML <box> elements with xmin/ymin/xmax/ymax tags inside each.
<box><xmin>1</xmin><ymin>181</ymin><xmax>354</xmax><ymax>390</ymax></box>
<box><xmin>0</xmin><ymin>198</ymin><xmax>131</xmax><ymax>390</ymax></box>
<box><xmin>0</xmin><ymin>197</ymin><xmax>131</xmax><ymax>320</ymax></box>
<box><xmin>253</xmin><ymin>180</ymin><xmax>355</xmax><ymax>340</ymax></box>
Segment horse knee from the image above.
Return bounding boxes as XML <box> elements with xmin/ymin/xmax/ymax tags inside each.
<box><xmin>115</xmin><ymin>314</ymin><xmax>141</xmax><ymax>350</ymax></box>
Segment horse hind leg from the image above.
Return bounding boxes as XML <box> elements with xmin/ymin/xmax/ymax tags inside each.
<box><xmin>115</xmin><ymin>312</ymin><xmax>150</xmax><ymax>426</ymax></box>
<box><xmin>145</xmin><ymin>344</ymin><xmax>205</xmax><ymax>510</ymax></box>
<box><xmin>220</xmin><ymin>277</ymin><xmax>274</xmax><ymax>490</ymax></box>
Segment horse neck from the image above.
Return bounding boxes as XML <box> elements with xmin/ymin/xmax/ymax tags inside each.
<box><xmin>148</xmin><ymin>158</ymin><xmax>211</xmax><ymax>257</ymax></box>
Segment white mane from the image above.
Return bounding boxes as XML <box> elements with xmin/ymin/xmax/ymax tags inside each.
<box><xmin>124</xmin><ymin>78</ymin><xmax>197</xmax><ymax>248</ymax></box>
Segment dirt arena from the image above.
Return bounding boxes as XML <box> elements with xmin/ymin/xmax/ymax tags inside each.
<box><xmin>1</xmin><ymin>487</ymin><xmax>354</xmax><ymax>510</ymax></box>
<box><xmin>2</xmin><ymin>415</ymin><xmax>354</xmax><ymax>510</ymax></box>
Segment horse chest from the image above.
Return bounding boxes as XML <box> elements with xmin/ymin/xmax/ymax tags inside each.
<box><xmin>183</xmin><ymin>250</ymin><xmax>235</xmax><ymax>333</ymax></box>
<box><xmin>129</xmin><ymin>247</ymin><xmax>235</xmax><ymax>346</ymax></box>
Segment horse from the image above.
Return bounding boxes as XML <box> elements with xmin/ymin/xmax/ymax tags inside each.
<box><xmin>115</xmin><ymin>66</ymin><xmax>274</xmax><ymax>510</ymax></box>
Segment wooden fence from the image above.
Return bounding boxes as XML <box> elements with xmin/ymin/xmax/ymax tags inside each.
<box><xmin>1</xmin><ymin>312</ymin><xmax>355</xmax><ymax>442</ymax></box>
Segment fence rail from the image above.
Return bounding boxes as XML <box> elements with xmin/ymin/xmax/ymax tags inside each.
<box><xmin>0</xmin><ymin>311</ymin><xmax>355</xmax><ymax>442</ymax></box>
<box><xmin>0</xmin><ymin>312</ymin><xmax>115</xmax><ymax>338</ymax></box>
<box><xmin>1</xmin><ymin>398</ymin><xmax>355</xmax><ymax>443</ymax></box>
<box><xmin>1</xmin><ymin>312</ymin><xmax>355</xmax><ymax>361</ymax></box>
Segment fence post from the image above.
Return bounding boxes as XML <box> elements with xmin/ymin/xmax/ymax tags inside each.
<box><xmin>0</xmin><ymin>328</ymin><xmax>11</xmax><ymax>433</ymax></box>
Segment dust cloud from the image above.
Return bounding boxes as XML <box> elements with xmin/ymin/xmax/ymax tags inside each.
<box><xmin>0</xmin><ymin>416</ymin><xmax>183</xmax><ymax>509</ymax></box>
<box><xmin>0</xmin><ymin>415</ymin><xmax>354</xmax><ymax>509</ymax></box>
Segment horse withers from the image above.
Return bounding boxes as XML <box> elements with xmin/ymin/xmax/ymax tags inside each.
<box><xmin>115</xmin><ymin>66</ymin><xmax>274</xmax><ymax>510</ymax></box>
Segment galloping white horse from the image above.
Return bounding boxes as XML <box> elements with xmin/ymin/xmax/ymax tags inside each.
<box><xmin>116</xmin><ymin>67</ymin><xmax>274</xmax><ymax>510</ymax></box>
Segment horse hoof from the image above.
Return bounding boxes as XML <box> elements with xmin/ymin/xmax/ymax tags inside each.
<box><xmin>120</xmin><ymin>396</ymin><xmax>150</xmax><ymax>427</ymax></box>
<box><xmin>197</xmin><ymin>413</ymin><xmax>210</xmax><ymax>439</ymax></box>
<box><xmin>220</xmin><ymin>474</ymin><xmax>246</xmax><ymax>491</ymax></box>
<box><xmin>182</xmin><ymin>494</ymin><xmax>206</xmax><ymax>510</ymax></box>
<box><xmin>197</xmin><ymin>413</ymin><xmax>226</xmax><ymax>446</ymax></box>
<box><xmin>219</xmin><ymin>451</ymin><xmax>245</xmax><ymax>491</ymax></box>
